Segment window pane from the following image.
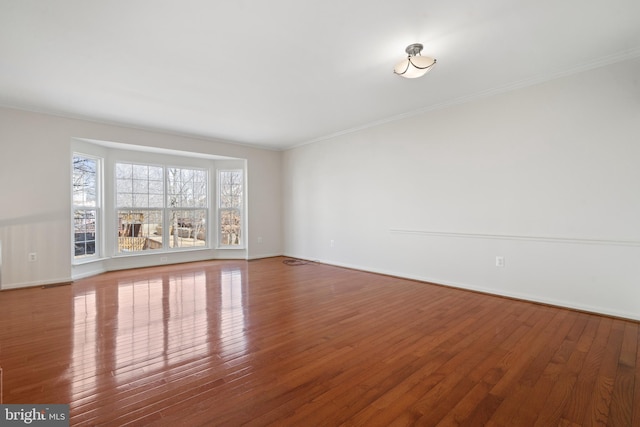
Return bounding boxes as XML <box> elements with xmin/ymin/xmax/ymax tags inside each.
<box><xmin>168</xmin><ymin>209</ymin><xmax>207</xmax><ymax>248</ymax></box>
<box><xmin>74</xmin><ymin>209</ymin><xmax>96</xmax><ymax>257</ymax></box>
<box><xmin>73</xmin><ymin>157</ymin><xmax>97</xmax><ymax>207</ymax></box>
<box><xmin>116</xmin><ymin>193</ymin><xmax>133</xmax><ymax>208</ymax></box>
<box><xmin>116</xmin><ymin>163</ymin><xmax>132</xmax><ymax>179</ymax></box>
<box><xmin>133</xmin><ymin>179</ymin><xmax>148</xmax><ymax>193</ymax></box>
<box><xmin>218</xmin><ymin>170</ymin><xmax>242</xmax><ymax>246</ymax></box>
<box><xmin>168</xmin><ymin>167</ymin><xmax>208</xmax><ymax>208</ymax></box>
<box><xmin>133</xmin><ymin>194</ymin><xmax>149</xmax><ymax>208</ymax></box>
<box><xmin>117</xmin><ymin>210</ymin><xmax>163</xmax><ymax>253</ymax></box>
<box><xmin>149</xmin><ymin>166</ymin><xmax>163</xmax><ymax>181</ymax></box>
<box><xmin>116</xmin><ymin>163</ymin><xmax>164</xmax><ymax>209</ymax></box>
<box><xmin>133</xmin><ymin>164</ymin><xmax>148</xmax><ymax>179</ymax></box>
<box><xmin>149</xmin><ymin>180</ymin><xmax>163</xmax><ymax>194</ymax></box>
<box><xmin>219</xmin><ymin>171</ymin><xmax>243</xmax><ymax>208</ymax></box>
<box><xmin>116</xmin><ymin>178</ymin><xmax>132</xmax><ymax>193</ymax></box>
<box><xmin>149</xmin><ymin>194</ymin><xmax>164</xmax><ymax>207</ymax></box>
<box><xmin>73</xmin><ymin>154</ymin><xmax>99</xmax><ymax>260</ymax></box>
<box><xmin>219</xmin><ymin>208</ymin><xmax>241</xmax><ymax>245</ymax></box>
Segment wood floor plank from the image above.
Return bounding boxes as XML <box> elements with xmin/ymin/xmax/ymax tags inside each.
<box><xmin>582</xmin><ymin>320</ymin><xmax>625</xmax><ymax>426</ymax></box>
<box><xmin>606</xmin><ymin>321</ymin><xmax>638</xmax><ymax>427</ymax></box>
<box><xmin>561</xmin><ymin>316</ymin><xmax>614</xmax><ymax>425</ymax></box>
<box><xmin>0</xmin><ymin>257</ymin><xmax>638</xmax><ymax>426</ymax></box>
<box><xmin>484</xmin><ymin>310</ymin><xmax>574</xmax><ymax>426</ymax></box>
<box><xmin>533</xmin><ymin>315</ymin><xmax>597</xmax><ymax>427</ymax></box>
<box><xmin>358</xmin><ymin>307</ymin><xmax>526</xmax><ymax>426</ymax></box>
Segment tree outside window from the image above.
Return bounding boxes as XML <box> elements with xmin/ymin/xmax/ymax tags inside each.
<box><xmin>73</xmin><ymin>155</ymin><xmax>99</xmax><ymax>259</ymax></box>
<box><xmin>218</xmin><ymin>170</ymin><xmax>243</xmax><ymax>246</ymax></box>
<box><xmin>167</xmin><ymin>167</ymin><xmax>208</xmax><ymax>248</ymax></box>
<box><xmin>115</xmin><ymin>162</ymin><xmax>208</xmax><ymax>253</ymax></box>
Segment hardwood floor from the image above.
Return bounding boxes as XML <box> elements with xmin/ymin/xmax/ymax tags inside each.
<box><xmin>0</xmin><ymin>257</ymin><xmax>638</xmax><ymax>426</ymax></box>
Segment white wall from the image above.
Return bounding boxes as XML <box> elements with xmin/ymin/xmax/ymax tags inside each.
<box><xmin>283</xmin><ymin>57</ymin><xmax>640</xmax><ymax>320</ymax></box>
<box><xmin>0</xmin><ymin>108</ymin><xmax>283</xmax><ymax>288</ymax></box>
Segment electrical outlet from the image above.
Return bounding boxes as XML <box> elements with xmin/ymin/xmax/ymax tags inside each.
<box><xmin>257</xmin><ymin>236</ymin><xmax>263</xmax><ymax>244</ymax></box>
<box><xmin>28</xmin><ymin>252</ymin><xmax>37</xmax><ymax>262</ymax></box>
<box><xmin>495</xmin><ymin>256</ymin><xmax>505</xmax><ymax>268</ymax></box>
<box><xmin>160</xmin><ymin>256</ymin><xmax>168</xmax><ymax>263</ymax></box>
<box><xmin>330</xmin><ymin>240</ymin><xmax>335</xmax><ymax>248</ymax></box>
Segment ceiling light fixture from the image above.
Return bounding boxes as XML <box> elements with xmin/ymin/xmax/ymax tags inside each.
<box><xmin>394</xmin><ymin>43</ymin><xmax>436</xmax><ymax>79</ymax></box>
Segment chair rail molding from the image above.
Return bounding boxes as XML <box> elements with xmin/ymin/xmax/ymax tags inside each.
<box><xmin>389</xmin><ymin>228</ymin><xmax>640</xmax><ymax>247</ymax></box>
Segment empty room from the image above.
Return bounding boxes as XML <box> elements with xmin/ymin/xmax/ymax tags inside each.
<box><xmin>0</xmin><ymin>1</ymin><xmax>639</xmax><ymax>426</ymax></box>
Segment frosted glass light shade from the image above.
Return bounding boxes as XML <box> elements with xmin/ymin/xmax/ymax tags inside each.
<box><xmin>394</xmin><ymin>55</ymin><xmax>437</xmax><ymax>79</ymax></box>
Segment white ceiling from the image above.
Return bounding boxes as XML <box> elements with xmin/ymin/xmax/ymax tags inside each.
<box><xmin>1</xmin><ymin>1</ymin><xmax>639</xmax><ymax>150</ymax></box>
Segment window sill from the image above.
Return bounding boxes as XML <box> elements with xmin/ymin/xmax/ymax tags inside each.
<box><xmin>73</xmin><ymin>257</ymin><xmax>109</xmax><ymax>266</ymax></box>
<box><xmin>112</xmin><ymin>246</ymin><xmax>213</xmax><ymax>258</ymax></box>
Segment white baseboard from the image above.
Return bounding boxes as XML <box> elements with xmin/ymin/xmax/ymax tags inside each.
<box><xmin>284</xmin><ymin>253</ymin><xmax>640</xmax><ymax>322</ymax></box>
<box><xmin>1</xmin><ymin>277</ymin><xmax>72</xmax><ymax>290</ymax></box>
<box><xmin>247</xmin><ymin>252</ymin><xmax>284</xmax><ymax>260</ymax></box>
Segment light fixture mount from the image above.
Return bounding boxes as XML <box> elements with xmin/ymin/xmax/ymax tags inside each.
<box><xmin>405</xmin><ymin>43</ymin><xmax>424</xmax><ymax>56</ymax></box>
<box><xmin>394</xmin><ymin>43</ymin><xmax>437</xmax><ymax>79</ymax></box>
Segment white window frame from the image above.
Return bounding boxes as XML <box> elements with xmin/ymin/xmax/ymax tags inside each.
<box><xmin>165</xmin><ymin>165</ymin><xmax>210</xmax><ymax>251</ymax></box>
<box><xmin>72</xmin><ymin>153</ymin><xmax>102</xmax><ymax>263</ymax></box>
<box><xmin>114</xmin><ymin>161</ymin><xmax>211</xmax><ymax>256</ymax></box>
<box><xmin>71</xmin><ymin>138</ymin><xmax>247</xmax><ymax>268</ymax></box>
<box><xmin>217</xmin><ymin>169</ymin><xmax>244</xmax><ymax>248</ymax></box>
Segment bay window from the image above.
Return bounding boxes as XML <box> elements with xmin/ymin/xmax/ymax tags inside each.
<box><xmin>71</xmin><ymin>139</ymin><xmax>246</xmax><ymax>265</ymax></box>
